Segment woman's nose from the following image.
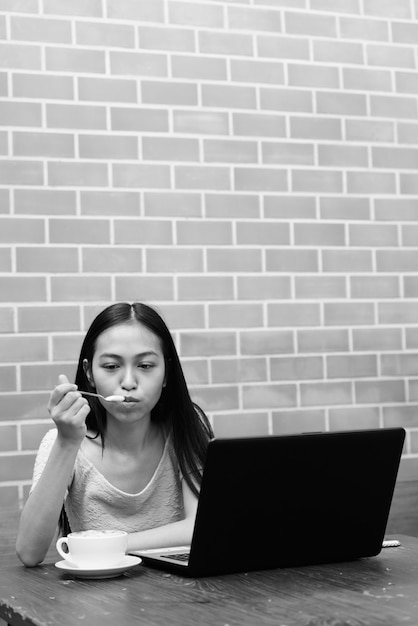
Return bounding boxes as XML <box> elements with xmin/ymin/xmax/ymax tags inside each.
<box><xmin>120</xmin><ymin>368</ymin><xmax>137</xmax><ymax>390</ymax></box>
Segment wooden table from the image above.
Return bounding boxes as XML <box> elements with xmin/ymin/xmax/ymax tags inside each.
<box><xmin>2</xmin><ymin>508</ymin><xmax>418</xmax><ymax>626</ymax></box>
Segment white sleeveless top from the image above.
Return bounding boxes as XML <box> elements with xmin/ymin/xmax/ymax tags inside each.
<box><xmin>31</xmin><ymin>429</ymin><xmax>185</xmax><ymax>533</ymax></box>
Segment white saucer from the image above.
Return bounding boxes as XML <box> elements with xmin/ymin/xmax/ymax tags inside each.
<box><xmin>55</xmin><ymin>555</ymin><xmax>142</xmax><ymax>579</ymax></box>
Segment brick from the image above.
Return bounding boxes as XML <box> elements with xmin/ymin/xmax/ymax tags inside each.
<box><xmin>173</xmin><ymin>110</ymin><xmax>229</xmax><ymax>135</ymax></box>
<box><xmin>383</xmin><ymin>405</ymin><xmax>418</xmax><ymax>429</ymax></box>
<box><xmin>177</xmin><ymin>220</ymin><xmax>232</xmax><ymax>245</ymax></box>
<box><xmin>110</xmin><ymin>51</ymin><xmax>167</xmax><ymax>77</ymax></box>
<box><xmin>353</xmin><ymin>328</ymin><xmax>402</xmax><ymax>351</ymax></box>
<box><xmin>229</xmin><ymin>5</ymin><xmax>281</xmax><ymax>32</ymax></box>
<box><xmin>114</xmin><ymin>219</ymin><xmax>172</xmax><ymax>245</ymax></box>
<box><xmin>262</xmin><ymin>142</ymin><xmax>313</xmax><ymax>165</ymax></box>
<box><xmin>371</xmin><ymin>94</ymin><xmax>417</xmax><ymax>119</ymax></box>
<box><xmin>142</xmin><ymin>80</ymin><xmax>198</xmax><ymax>106</ymax></box>
<box><xmin>182</xmin><ymin>360</ymin><xmax>208</xmax><ymax>385</ymax></box>
<box><xmin>16</xmin><ymin>247</ymin><xmax>78</xmax><ymax>272</ymax></box>
<box><xmin>379</xmin><ymin>302</ymin><xmax>418</xmax><ymax>324</ymax></box>
<box><xmin>329</xmin><ymin>407</ymin><xmax>380</xmax><ymax>432</ymax></box>
<box><xmin>13</xmin><ymin>131</ymin><xmax>74</xmax><ymax>158</ymax></box>
<box><xmin>233</xmin><ymin>112</ymin><xmax>286</xmax><ymax>138</ymax></box>
<box><xmin>207</xmin><ymin>248</ymin><xmax>262</xmax><ymax>272</ymax></box>
<box><xmin>0</xmin><ymin>43</ymin><xmax>41</xmax><ymax>70</ymax></box>
<box><xmin>0</xmin><ymin>0</ymin><xmax>38</xmax><ymax>11</ymax></box>
<box><xmin>46</xmin><ymin>46</ymin><xmax>106</xmax><ymax>73</ymax></box>
<box><xmin>375</xmin><ymin>198</ymin><xmax>418</xmax><ymax>221</ymax></box>
<box><xmin>107</xmin><ymin>0</ymin><xmax>165</xmax><ymax>22</ymax></box>
<box><xmin>0</xmin><ymin>189</ymin><xmax>10</xmax><ymax>214</ymax></box>
<box><xmin>81</xmin><ymin>191</ymin><xmax>140</xmax><ymax>216</ymax></box>
<box><xmin>18</xmin><ymin>306</ymin><xmax>80</xmax><ymax>333</ymax></box>
<box><xmin>13</xmin><ymin>72</ymin><xmax>74</xmax><ymax>100</ymax></box>
<box><xmin>285</xmin><ymin>10</ymin><xmax>336</xmax><ymax>36</ymax></box>
<box><xmin>377</xmin><ymin>250</ymin><xmax>418</xmax><ymax>273</ymax></box>
<box><xmin>0</xmin><ymin>486</ymin><xmax>19</xmax><ymax>507</ymax></box>
<box><xmin>0</xmin><ymin>161</ymin><xmax>43</xmax><ymax>185</ymax></box>
<box><xmin>271</xmin><ymin>355</ymin><xmax>323</xmax><ymax>380</ymax></box>
<box><xmin>0</xmin><ymin>424</ymin><xmax>17</xmax><ymax>451</ymax></box>
<box><xmin>314</xmin><ymin>40</ymin><xmax>364</xmax><ymax>65</ymax></box>
<box><xmin>297</xmin><ymin>329</ymin><xmax>349</xmax><ymax>353</ymax></box>
<box><xmin>48</xmin><ymin>162</ymin><xmax>108</xmax><ymax>187</ymax></box>
<box><xmin>79</xmin><ymin>134</ymin><xmax>138</xmax><ymax>159</ymax></box>
<box><xmin>367</xmin><ymin>43</ymin><xmax>415</xmax><ymax>69</ymax></box>
<box><xmin>268</xmin><ymin>303</ymin><xmax>321</xmax><ymax>327</ymax></box>
<box><xmin>0</xmin><ymin>249</ymin><xmax>11</xmax><ymax>271</ymax></box>
<box><xmin>146</xmin><ymin>248</ymin><xmax>203</xmax><ymax>273</ymax></box>
<box><xmin>83</xmin><ymin>247</ymin><xmax>142</xmax><ymax>273</ymax></box>
<box><xmin>15</xmin><ymin>189</ymin><xmax>76</xmax><ymax>215</ymax></box>
<box><xmin>205</xmin><ymin>193</ymin><xmax>259</xmax><ymax>218</ymax></box>
<box><xmin>290</xmin><ymin>116</ymin><xmax>342</xmax><ymax>140</ymax></box>
<box><xmin>209</xmin><ymin>303</ymin><xmax>264</xmax><ymax>329</ymax></box>
<box><xmin>76</xmin><ymin>21</ymin><xmax>135</xmax><ymax>48</ymax></box>
<box><xmin>51</xmin><ymin>334</ymin><xmax>84</xmax><ymax>361</ymax></box>
<box><xmin>143</xmin><ymin>137</ymin><xmax>199</xmax><ymax>162</ymax></box>
<box><xmin>292</xmin><ymin>170</ymin><xmax>343</xmax><ymax>193</ymax></box>
<box><xmin>237</xmin><ymin>220</ymin><xmax>290</xmax><ymax>245</ymax></box>
<box><xmin>296</xmin><ymin>276</ymin><xmax>347</xmax><ymax>299</ymax></box>
<box><xmin>374</xmin><ymin>146</ymin><xmax>418</xmax><ymax>170</ymax></box>
<box><xmin>288</xmin><ymin>63</ymin><xmax>339</xmax><ymax>88</ymax></box>
<box><xmin>0</xmin><ymin>131</ymin><xmax>7</xmax><ymax>155</ymax></box>
<box><xmin>349</xmin><ymin>223</ymin><xmax>398</xmax><ymax>247</ymax></box>
<box><xmin>272</xmin><ymin>409</ymin><xmax>326</xmax><ymax>435</ymax></box>
<box><xmin>301</xmin><ymin>381</ymin><xmax>352</xmax><ymax>407</ymax></box>
<box><xmin>51</xmin><ymin>276</ymin><xmax>112</xmax><ymax>302</ymax></box>
<box><xmin>11</xmin><ymin>16</ymin><xmax>71</xmax><ymax>44</ymax></box>
<box><xmin>350</xmin><ymin>276</ymin><xmax>401</xmax><ymax>300</ymax></box>
<box><xmin>396</xmin><ymin>72</ymin><xmax>418</xmax><ymax>95</ymax></box>
<box><xmin>211</xmin><ymin>358</ymin><xmax>266</xmax><ymax>384</ymax></box>
<box><xmin>403</xmin><ymin>277</ymin><xmax>418</xmax><ymax>298</ymax></box>
<box><xmin>260</xmin><ymin>87</ymin><xmax>313</xmax><ymax>113</ymax></box>
<box><xmin>0</xmin><ymin>101</ymin><xmax>41</xmax><ymax>127</ymax></box>
<box><xmin>295</xmin><ymin>223</ymin><xmax>345</xmax><ymax>246</ymax></box>
<box><xmin>0</xmin><ymin>309</ymin><xmax>16</xmax><ymax>334</ymax></box>
<box><xmin>318</xmin><ymin>144</ymin><xmax>368</xmax><ymax>168</ymax></box>
<box><xmin>144</xmin><ymin>192</ymin><xmax>201</xmax><ymax>217</ymax></box>
<box><xmin>240</xmin><ymin>330</ymin><xmax>293</xmax><ymax>355</ymax></box>
<box><xmin>266</xmin><ymin>249</ymin><xmax>318</xmax><ymax>272</ymax></box>
<box><xmin>324</xmin><ymin>302</ymin><xmax>374</xmax><ymax>326</ymax></box>
<box><xmin>0</xmin><ymin>218</ymin><xmax>44</xmax><ymax>243</ymax></box>
<box><xmin>406</xmin><ymin>328</ymin><xmax>418</xmax><ymax>349</ymax></box>
<box><xmin>316</xmin><ymin>91</ymin><xmax>367</xmax><ymax>117</ymax></box>
<box><xmin>181</xmin><ymin>331</ymin><xmax>236</xmax><ymax>357</ymax></box>
<box><xmin>172</xmin><ymin>54</ymin><xmax>226</xmax><ymax>80</ymax></box>
<box><xmin>258</xmin><ymin>34</ymin><xmax>309</xmax><ymax>60</ymax></box>
<box><xmin>364</xmin><ymin>0</ymin><xmax>412</xmax><ymax>18</ymax></box>
<box><xmin>0</xmin><ymin>365</ymin><xmax>17</xmax><ymax>392</ymax></box>
<box><xmin>0</xmin><ymin>393</ymin><xmax>49</xmax><ymax>421</ymax></box>
<box><xmin>157</xmin><ymin>303</ymin><xmax>205</xmax><ymax>330</ymax></box>
<box><xmin>328</xmin><ymin>354</ymin><xmax>377</xmax><ymax>379</ymax></box>
<box><xmin>78</xmin><ymin>76</ymin><xmax>137</xmax><ymax>103</ymax></box>
<box><xmin>0</xmin><ymin>454</ymin><xmax>36</xmax><ymax>481</ymax></box>
<box><xmin>243</xmin><ymin>383</ymin><xmax>297</xmax><ymax>409</ymax></box>
<box><xmin>111</xmin><ymin>107</ymin><xmax>168</xmax><ymax>133</ymax></box>
<box><xmin>140</xmin><ymin>27</ymin><xmax>195</xmax><ymax>54</ymax></box>
<box><xmin>235</xmin><ymin>167</ymin><xmax>287</xmax><ymax>192</ymax></box>
<box><xmin>347</xmin><ymin>172</ymin><xmax>396</xmax><ymax>194</ymax></box>
<box><xmin>192</xmin><ymin>386</ymin><xmax>239</xmax><ymax>412</ymax></box>
<box><xmin>392</xmin><ymin>22</ymin><xmax>418</xmax><ymax>45</ymax></box>
<box><xmin>115</xmin><ymin>275</ymin><xmax>174</xmax><ymax>302</ymax></box>
<box><xmin>21</xmin><ymin>423</ymin><xmax>52</xmax><ymax>451</ymax></box>
<box><xmin>401</xmin><ymin>174</ymin><xmax>418</xmax><ymax>195</ymax></box>
<box><xmin>47</xmin><ymin>103</ymin><xmax>107</xmax><ymax>130</ymax></box>
<box><xmin>199</xmin><ymin>30</ymin><xmax>253</xmax><ymax>56</ymax></box>
<box><xmin>21</xmin><ymin>363</ymin><xmax>76</xmax><ymax>391</ymax></box>
<box><xmin>204</xmin><ymin>138</ymin><xmax>257</xmax><ymax>164</ymax></box>
<box><xmin>49</xmin><ymin>218</ymin><xmax>110</xmax><ymax>244</ymax></box>
<box><xmin>320</xmin><ymin>197</ymin><xmax>370</xmax><ymax>220</ymax></box>
<box><xmin>345</xmin><ymin>119</ymin><xmax>395</xmax><ymax>143</ymax></box>
<box><xmin>175</xmin><ymin>165</ymin><xmax>230</xmax><ymax>190</ymax></box>
<box><xmin>44</xmin><ymin>0</ymin><xmax>102</xmax><ymax>16</ymax></box>
<box><xmin>344</xmin><ymin>67</ymin><xmax>392</xmax><ymax>92</ymax></box>
<box><xmin>340</xmin><ymin>16</ymin><xmax>389</xmax><ymax>41</ymax></box>
<box><xmin>237</xmin><ymin>276</ymin><xmax>291</xmax><ymax>300</ymax></box>
<box><xmin>310</xmin><ymin>0</ymin><xmax>361</xmax><ymax>12</ymax></box>
<box><xmin>0</xmin><ymin>72</ymin><xmax>7</xmax><ymax>97</ymax></box>
<box><xmin>213</xmin><ymin>413</ymin><xmax>269</xmax><ymax>438</ymax></box>
<box><xmin>202</xmin><ymin>84</ymin><xmax>256</xmax><ymax>110</ymax></box>
<box><xmin>113</xmin><ymin>163</ymin><xmax>171</xmax><ymax>189</ymax></box>
<box><xmin>322</xmin><ymin>250</ymin><xmax>372</xmax><ymax>273</ymax></box>
<box><xmin>178</xmin><ymin>276</ymin><xmax>234</xmax><ymax>300</ymax></box>
<box><xmin>169</xmin><ymin>1</ymin><xmax>224</xmax><ymax>28</ymax></box>
<box><xmin>264</xmin><ymin>196</ymin><xmax>315</xmax><ymax>219</ymax></box>
<box><xmin>403</xmin><ymin>225</ymin><xmax>418</xmax><ymax>247</ymax></box>
<box><xmin>231</xmin><ymin>59</ymin><xmax>285</xmax><ymax>85</ymax></box>
<box><xmin>0</xmin><ymin>336</ymin><xmax>48</xmax><ymax>363</ymax></box>
<box><xmin>356</xmin><ymin>380</ymin><xmax>405</xmax><ymax>404</ymax></box>
<box><xmin>381</xmin><ymin>353</ymin><xmax>418</xmax><ymax>377</ymax></box>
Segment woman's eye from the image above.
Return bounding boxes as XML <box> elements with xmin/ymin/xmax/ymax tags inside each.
<box><xmin>139</xmin><ymin>363</ymin><xmax>154</xmax><ymax>370</ymax></box>
<box><xmin>102</xmin><ymin>363</ymin><xmax>119</xmax><ymax>370</ymax></box>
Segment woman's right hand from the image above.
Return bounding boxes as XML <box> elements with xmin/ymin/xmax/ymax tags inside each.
<box><xmin>48</xmin><ymin>374</ymin><xmax>90</xmax><ymax>444</ymax></box>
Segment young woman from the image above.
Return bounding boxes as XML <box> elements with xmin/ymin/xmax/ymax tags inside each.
<box><xmin>16</xmin><ymin>302</ymin><xmax>213</xmax><ymax>567</ymax></box>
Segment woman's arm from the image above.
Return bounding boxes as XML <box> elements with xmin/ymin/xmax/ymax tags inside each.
<box><xmin>16</xmin><ymin>376</ymin><xmax>90</xmax><ymax>567</ymax></box>
<box><xmin>126</xmin><ymin>477</ymin><xmax>198</xmax><ymax>552</ymax></box>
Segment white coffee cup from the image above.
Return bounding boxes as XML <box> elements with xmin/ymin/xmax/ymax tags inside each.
<box><xmin>56</xmin><ymin>530</ymin><xmax>128</xmax><ymax>568</ymax></box>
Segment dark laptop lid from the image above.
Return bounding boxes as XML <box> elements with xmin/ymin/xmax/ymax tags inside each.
<box><xmin>185</xmin><ymin>427</ymin><xmax>405</xmax><ymax>576</ymax></box>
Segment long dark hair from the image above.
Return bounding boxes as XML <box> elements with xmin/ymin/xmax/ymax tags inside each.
<box><xmin>60</xmin><ymin>302</ymin><xmax>213</xmax><ymax>535</ymax></box>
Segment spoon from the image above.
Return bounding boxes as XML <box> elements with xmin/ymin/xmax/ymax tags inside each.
<box><xmin>79</xmin><ymin>391</ymin><xmax>137</xmax><ymax>403</ymax></box>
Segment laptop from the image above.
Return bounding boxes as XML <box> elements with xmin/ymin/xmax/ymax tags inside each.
<box><xmin>130</xmin><ymin>427</ymin><xmax>405</xmax><ymax>577</ymax></box>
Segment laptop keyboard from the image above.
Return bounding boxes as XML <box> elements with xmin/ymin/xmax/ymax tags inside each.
<box><xmin>161</xmin><ymin>552</ymin><xmax>189</xmax><ymax>563</ymax></box>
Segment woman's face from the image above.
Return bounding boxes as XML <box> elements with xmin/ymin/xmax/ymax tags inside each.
<box><xmin>86</xmin><ymin>322</ymin><xmax>166</xmax><ymax>422</ymax></box>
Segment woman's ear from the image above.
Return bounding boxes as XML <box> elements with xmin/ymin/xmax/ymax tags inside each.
<box><xmin>83</xmin><ymin>359</ymin><xmax>95</xmax><ymax>388</ymax></box>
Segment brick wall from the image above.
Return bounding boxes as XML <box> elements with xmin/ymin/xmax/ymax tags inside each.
<box><xmin>1</xmin><ymin>0</ymin><xmax>418</xmax><ymax>507</ymax></box>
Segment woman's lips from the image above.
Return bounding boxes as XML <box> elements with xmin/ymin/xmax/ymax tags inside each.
<box><xmin>123</xmin><ymin>396</ymin><xmax>139</xmax><ymax>403</ymax></box>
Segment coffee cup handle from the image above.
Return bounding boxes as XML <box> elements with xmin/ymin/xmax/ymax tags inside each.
<box><xmin>56</xmin><ymin>537</ymin><xmax>70</xmax><ymax>561</ymax></box>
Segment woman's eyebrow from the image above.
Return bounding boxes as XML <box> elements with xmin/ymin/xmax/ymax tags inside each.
<box><xmin>98</xmin><ymin>351</ymin><xmax>159</xmax><ymax>359</ymax></box>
